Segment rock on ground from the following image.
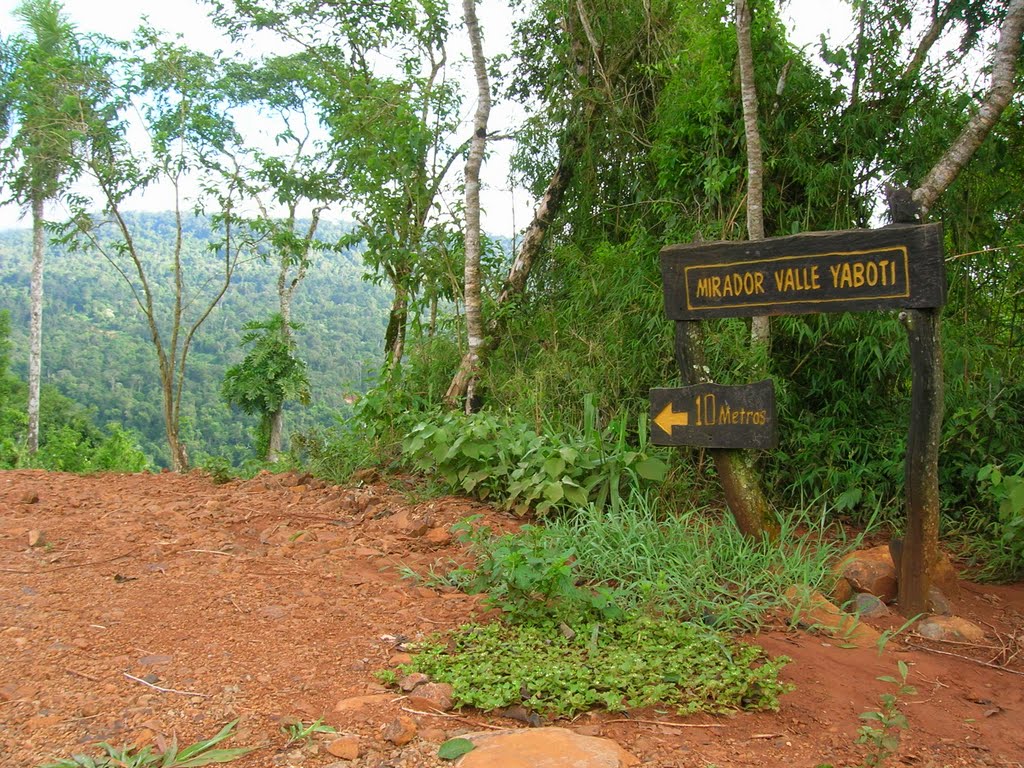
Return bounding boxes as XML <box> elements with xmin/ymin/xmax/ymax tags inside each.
<box><xmin>456</xmin><ymin>727</ymin><xmax>638</xmax><ymax>768</ymax></box>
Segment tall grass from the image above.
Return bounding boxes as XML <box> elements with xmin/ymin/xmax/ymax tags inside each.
<box><xmin>545</xmin><ymin>490</ymin><xmax>865</xmax><ymax>630</ymax></box>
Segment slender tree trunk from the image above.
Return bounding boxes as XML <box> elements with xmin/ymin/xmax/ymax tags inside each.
<box><xmin>266</xmin><ymin>408</ymin><xmax>284</xmax><ymax>462</ymax></box>
<box><xmin>735</xmin><ymin>0</ymin><xmax>770</xmax><ymax>348</ymax></box>
<box><xmin>445</xmin><ymin>0</ymin><xmax>491</xmax><ymax>410</ymax></box>
<box><xmin>385</xmin><ymin>280</ymin><xmax>409</xmax><ymax>369</ymax></box>
<box><xmin>160</xmin><ymin>369</ymin><xmax>188</xmax><ymax>472</ymax></box>
<box><xmin>445</xmin><ymin>157</ymin><xmax>576</xmax><ymax>400</ymax></box>
<box><xmin>26</xmin><ymin>190</ymin><xmax>44</xmax><ymax>454</ymax></box>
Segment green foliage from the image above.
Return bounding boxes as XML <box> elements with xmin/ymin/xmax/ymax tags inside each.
<box><xmin>37</xmin><ymin>719</ymin><xmax>252</xmax><ymax>768</ymax></box>
<box><xmin>423</xmin><ymin>492</ymin><xmax>853</xmax><ymax>632</ymax></box>
<box><xmin>856</xmin><ymin>661</ymin><xmax>916</xmax><ymax>768</ymax></box>
<box><xmin>401</xmin><ymin>398</ymin><xmax>668</xmax><ymax>518</ymax></box>
<box><xmin>437</xmin><ymin>738</ymin><xmax>475</xmax><ymax>761</ymax></box>
<box><xmin>971</xmin><ymin>461</ymin><xmax>1024</xmax><ymax>580</ymax></box>
<box><xmin>448</xmin><ymin>518</ymin><xmax>624</xmax><ymax>624</ymax></box>
<box><xmin>403</xmin><ymin>616</ymin><xmax>790</xmax><ymax>719</ymax></box>
<box><xmin>222</xmin><ymin>313</ymin><xmax>310</xmax><ymax>455</ymax></box>
<box><xmin>280</xmin><ymin>718</ymin><xmax>336</xmax><ymax>746</ymax></box>
<box><xmin>0</xmin><ymin>314</ymin><xmax>150</xmax><ymax>471</ymax></box>
<box><xmin>0</xmin><ymin>214</ymin><xmax>389</xmax><ymax>467</ymax></box>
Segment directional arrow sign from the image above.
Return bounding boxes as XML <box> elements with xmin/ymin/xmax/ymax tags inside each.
<box><xmin>649</xmin><ymin>380</ymin><xmax>777</xmax><ymax>450</ymax></box>
<box><xmin>654</xmin><ymin>402</ymin><xmax>689</xmax><ymax>433</ymax></box>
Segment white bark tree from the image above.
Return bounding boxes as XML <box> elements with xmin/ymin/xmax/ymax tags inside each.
<box><xmin>445</xmin><ymin>0</ymin><xmax>491</xmax><ymax>410</ymax></box>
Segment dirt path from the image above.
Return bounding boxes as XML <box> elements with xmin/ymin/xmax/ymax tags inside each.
<box><xmin>1</xmin><ymin>470</ymin><xmax>1022</xmax><ymax>767</ymax></box>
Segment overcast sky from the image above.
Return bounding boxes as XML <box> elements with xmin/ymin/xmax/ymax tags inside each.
<box><xmin>0</xmin><ymin>0</ymin><xmax>853</xmax><ymax>236</ymax></box>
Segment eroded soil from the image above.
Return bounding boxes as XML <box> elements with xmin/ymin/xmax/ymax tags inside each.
<box><xmin>1</xmin><ymin>470</ymin><xmax>1023</xmax><ymax>767</ymax></box>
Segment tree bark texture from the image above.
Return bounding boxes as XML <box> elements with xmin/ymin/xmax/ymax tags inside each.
<box><xmin>384</xmin><ymin>280</ymin><xmax>409</xmax><ymax>369</ymax></box>
<box><xmin>27</xmin><ymin>190</ymin><xmax>44</xmax><ymax>454</ymax></box>
<box><xmin>914</xmin><ymin>0</ymin><xmax>1024</xmax><ymax>215</ymax></box>
<box><xmin>674</xmin><ymin>320</ymin><xmax>778</xmax><ymax>538</ymax></box>
<box><xmin>445</xmin><ymin>0</ymin><xmax>491</xmax><ymax>410</ymax></box>
<box><xmin>446</xmin><ymin>154</ymin><xmax>577</xmax><ymax>402</ymax></box>
<box><xmin>735</xmin><ymin>0</ymin><xmax>770</xmax><ymax>348</ymax></box>
<box><xmin>445</xmin><ymin>3</ymin><xmax>595</xmax><ymax>403</ymax></box>
<box><xmin>897</xmin><ymin>308</ymin><xmax>943</xmax><ymax>616</ymax></box>
<box><xmin>267</xmin><ymin>408</ymin><xmax>284</xmax><ymax>463</ymax></box>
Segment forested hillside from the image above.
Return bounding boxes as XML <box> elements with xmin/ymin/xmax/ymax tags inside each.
<box><xmin>0</xmin><ymin>212</ymin><xmax>390</xmax><ymax>466</ymax></box>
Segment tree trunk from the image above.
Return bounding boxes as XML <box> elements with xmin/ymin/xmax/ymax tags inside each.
<box><xmin>735</xmin><ymin>0</ymin><xmax>770</xmax><ymax>348</ymax></box>
<box><xmin>384</xmin><ymin>281</ymin><xmax>408</xmax><ymax>369</ymax></box>
<box><xmin>161</xmin><ymin>373</ymin><xmax>188</xmax><ymax>472</ymax></box>
<box><xmin>913</xmin><ymin>0</ymin><xmax>1024</xmax><ymax>215</ymax></box>
<box><xmin>266</xmin><ymin>407</ymin><xmax>284</xmax><ymax>462</ymax></box>
<box><xmin>27</xmin><ymin>190</ymin><xmax>44</xmax><ymax>454</ymax></box>
<box><xmin>446</xmin><ymin>0</ymin><xmax>491</xmax><ymax>411</ymax></box>
<box><xmin>675</xmin><ymin>320</ymin><xmax>778</xmax><ymax>538</ymax></box>
<box><xmin>446</xmin><ymin>157</ymin><xmax>576</xmax><ymax>400</ymax></box>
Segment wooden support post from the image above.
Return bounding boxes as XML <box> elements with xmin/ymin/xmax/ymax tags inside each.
<box><xmin>673</xmin><ymin>321</ymin><xmax>779</xmax><ymax>539</ymax></box>
<box><xmin>898</xmin><ymin>307</ymin><xmax>943</xmax><ymax>616</ymax></box>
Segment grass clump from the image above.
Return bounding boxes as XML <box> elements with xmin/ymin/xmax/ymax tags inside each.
<box><xmin>406</xmin><ymin>615</ymin><xmax>790</xmax><ymax>718</ymax></box>
<box><xmin>37</xmin><ymin>719</ymin><xmax>252</xmax><ymax>768</ymax></box>
<box><xmin>445</xmin><ymin>490</ymin><xmax>857</xmax><ymax>631</ymax></box>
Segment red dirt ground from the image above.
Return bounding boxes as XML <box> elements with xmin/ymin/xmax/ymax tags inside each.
<box><xmin>1</xmin><ymin>469</ymin><xmax>1022</xmax><ymax>768</ymax></box>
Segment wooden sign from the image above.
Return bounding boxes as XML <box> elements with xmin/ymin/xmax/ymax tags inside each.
<box><xmin>650</xmin><ymin>380</ymin><xmax>777</xmax><ymax>449</ymax></box>
<box><xmin>660</xmin><ymin>223</ymin><xmax>945</xmax><ymax>320</ymax></box>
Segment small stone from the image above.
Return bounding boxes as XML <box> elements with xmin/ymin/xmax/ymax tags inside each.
<box><xmin>928</xmin><ymin>586</ymin><xmax>953</xmax><ymax>616</ymax></box>
<box><xmin>25</xmin><ymin>714</ymin><xmax>62</xmax><ymax>731</ymax></box>
<box><xmin>258</xmin><ymin>604</ymin><xmax>289</xmax><ymax>620</ymax></box>
<box><xmin>850</xmin><ymin>592</ymin><xmax>890</xmax><ymax>618</ymax></box>
<box><xmin>334</xmin><ymin>694</ymin><xmax>391</xmax><ymax>712</ymax></box>
<box><xmin>785</xmin><ymin>585</ymin><xmax>880</xmax><ymax>646</ymax></box>
<box><xmin>382</xmin><ymin>715</ymin><xmax>417</xmax><ymax>746</ymax></box>
<box><xmin>388</xmin><ymin>509</ymin><xmax>430</xmax><ymax>537</ymax></box>
<box><xmin>139</xmin><ymin>654</ymin><xmax>173</xmax><ymax>667</ymax></box>
<box><xmin>916</xmin><ymin>615</ymin><xmax>985</xmax><ymax>644</ymax></box>
<box><xmin>21</xmin><ymin>491</ymin><xmax>39</xmax><ymax>505</ymax></box>
<box><xmin>834</xmin><ymin>545</ymin><xmax>897</xmax><ymax>603</ymax></box>
<box><xmin>27</xmin><ymin>529</ymin><xmax>45</xmax><ymax>547</ymax></box>
<box><xmin>326</xmin><ymin>735</ymin><xmax>360</xmax><ymax>760</ymax></box>
<box><xmin>398</xmin><ymin>672</ymin><xmax>430</xmax><ymax>692</ymax></box>
<box><xmin>931</xmin><ymin>554</ymin><xmax>961</xmax><ymax>599</ymax></box>
<box><xmin>830</xmin><ymin>577</ymin><xmax>854</xmax><ymax>606</ymax></box>
<box><xmin>424</xmin><ymin>527</ymin><xmax>452</xmax><ymax>546</ymax></box>
<box><xmin>408</xmin><ymin>682</ymin><xmax>454</xmax><ymax>712</ymax></box>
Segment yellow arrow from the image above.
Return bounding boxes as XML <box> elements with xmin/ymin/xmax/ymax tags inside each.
<box><xmin>654</xmin><ymin>402</ymin><xmax>689</xmax><ymax>434</ymax></box>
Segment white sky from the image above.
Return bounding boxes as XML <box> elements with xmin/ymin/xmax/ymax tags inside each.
<box><xmin>0</xmin><ymin>0</ymin><xmax>853</xmax><ymax>236</ymax></box>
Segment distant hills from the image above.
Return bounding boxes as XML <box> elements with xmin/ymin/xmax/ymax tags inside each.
<box><xmin>0</xmin><ymin>211</ymin><xmax>391</xmax><ymax>466</ymax></box>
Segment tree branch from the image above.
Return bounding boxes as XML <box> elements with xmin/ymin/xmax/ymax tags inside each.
<box><xmin>914</xmin><ymin>0</ymin><xmax>1024</xmax><ymax>214</ymax></box>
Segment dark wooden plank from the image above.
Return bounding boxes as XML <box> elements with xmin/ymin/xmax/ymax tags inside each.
<box><xmin>898</xmin><ymin>307</ymin><xmax>943</xmax><ymax>616</ymax></box>
<box><xmin>650</xmin><ymin>380</ymin><xmax>777</xmax><ymax>450</ymax></box>
<box><xmin>660</xmin><ymin>223</ymin><xmax>945</xmax><ymax>319</ymax></box>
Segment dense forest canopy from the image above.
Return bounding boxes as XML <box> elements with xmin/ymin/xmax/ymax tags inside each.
<box><xmin>0</xmin><ymin>0</ymin><xmax>1022</xmax><ymax>578</ymax></box>
<box><xmin>0</xmin><ymin>213</ymin><xmax>390</xmax><ymax>466</ymax></box>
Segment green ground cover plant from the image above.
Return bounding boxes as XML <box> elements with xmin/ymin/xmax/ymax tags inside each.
<box><xmin>400</xmin><ymin>397</ymin><xmax>668</xmax><ymax>517</ymax></box>
<box><xmin>404</xmin><ymin>616</ymin><xmax>791</xmax><ymax>718</ymax></box>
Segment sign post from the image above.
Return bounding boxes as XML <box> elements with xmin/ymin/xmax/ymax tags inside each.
<box><xmin>654</xmin><ymin>224</ymin><xmax>946</xmax><ymax>615</ymax></box>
